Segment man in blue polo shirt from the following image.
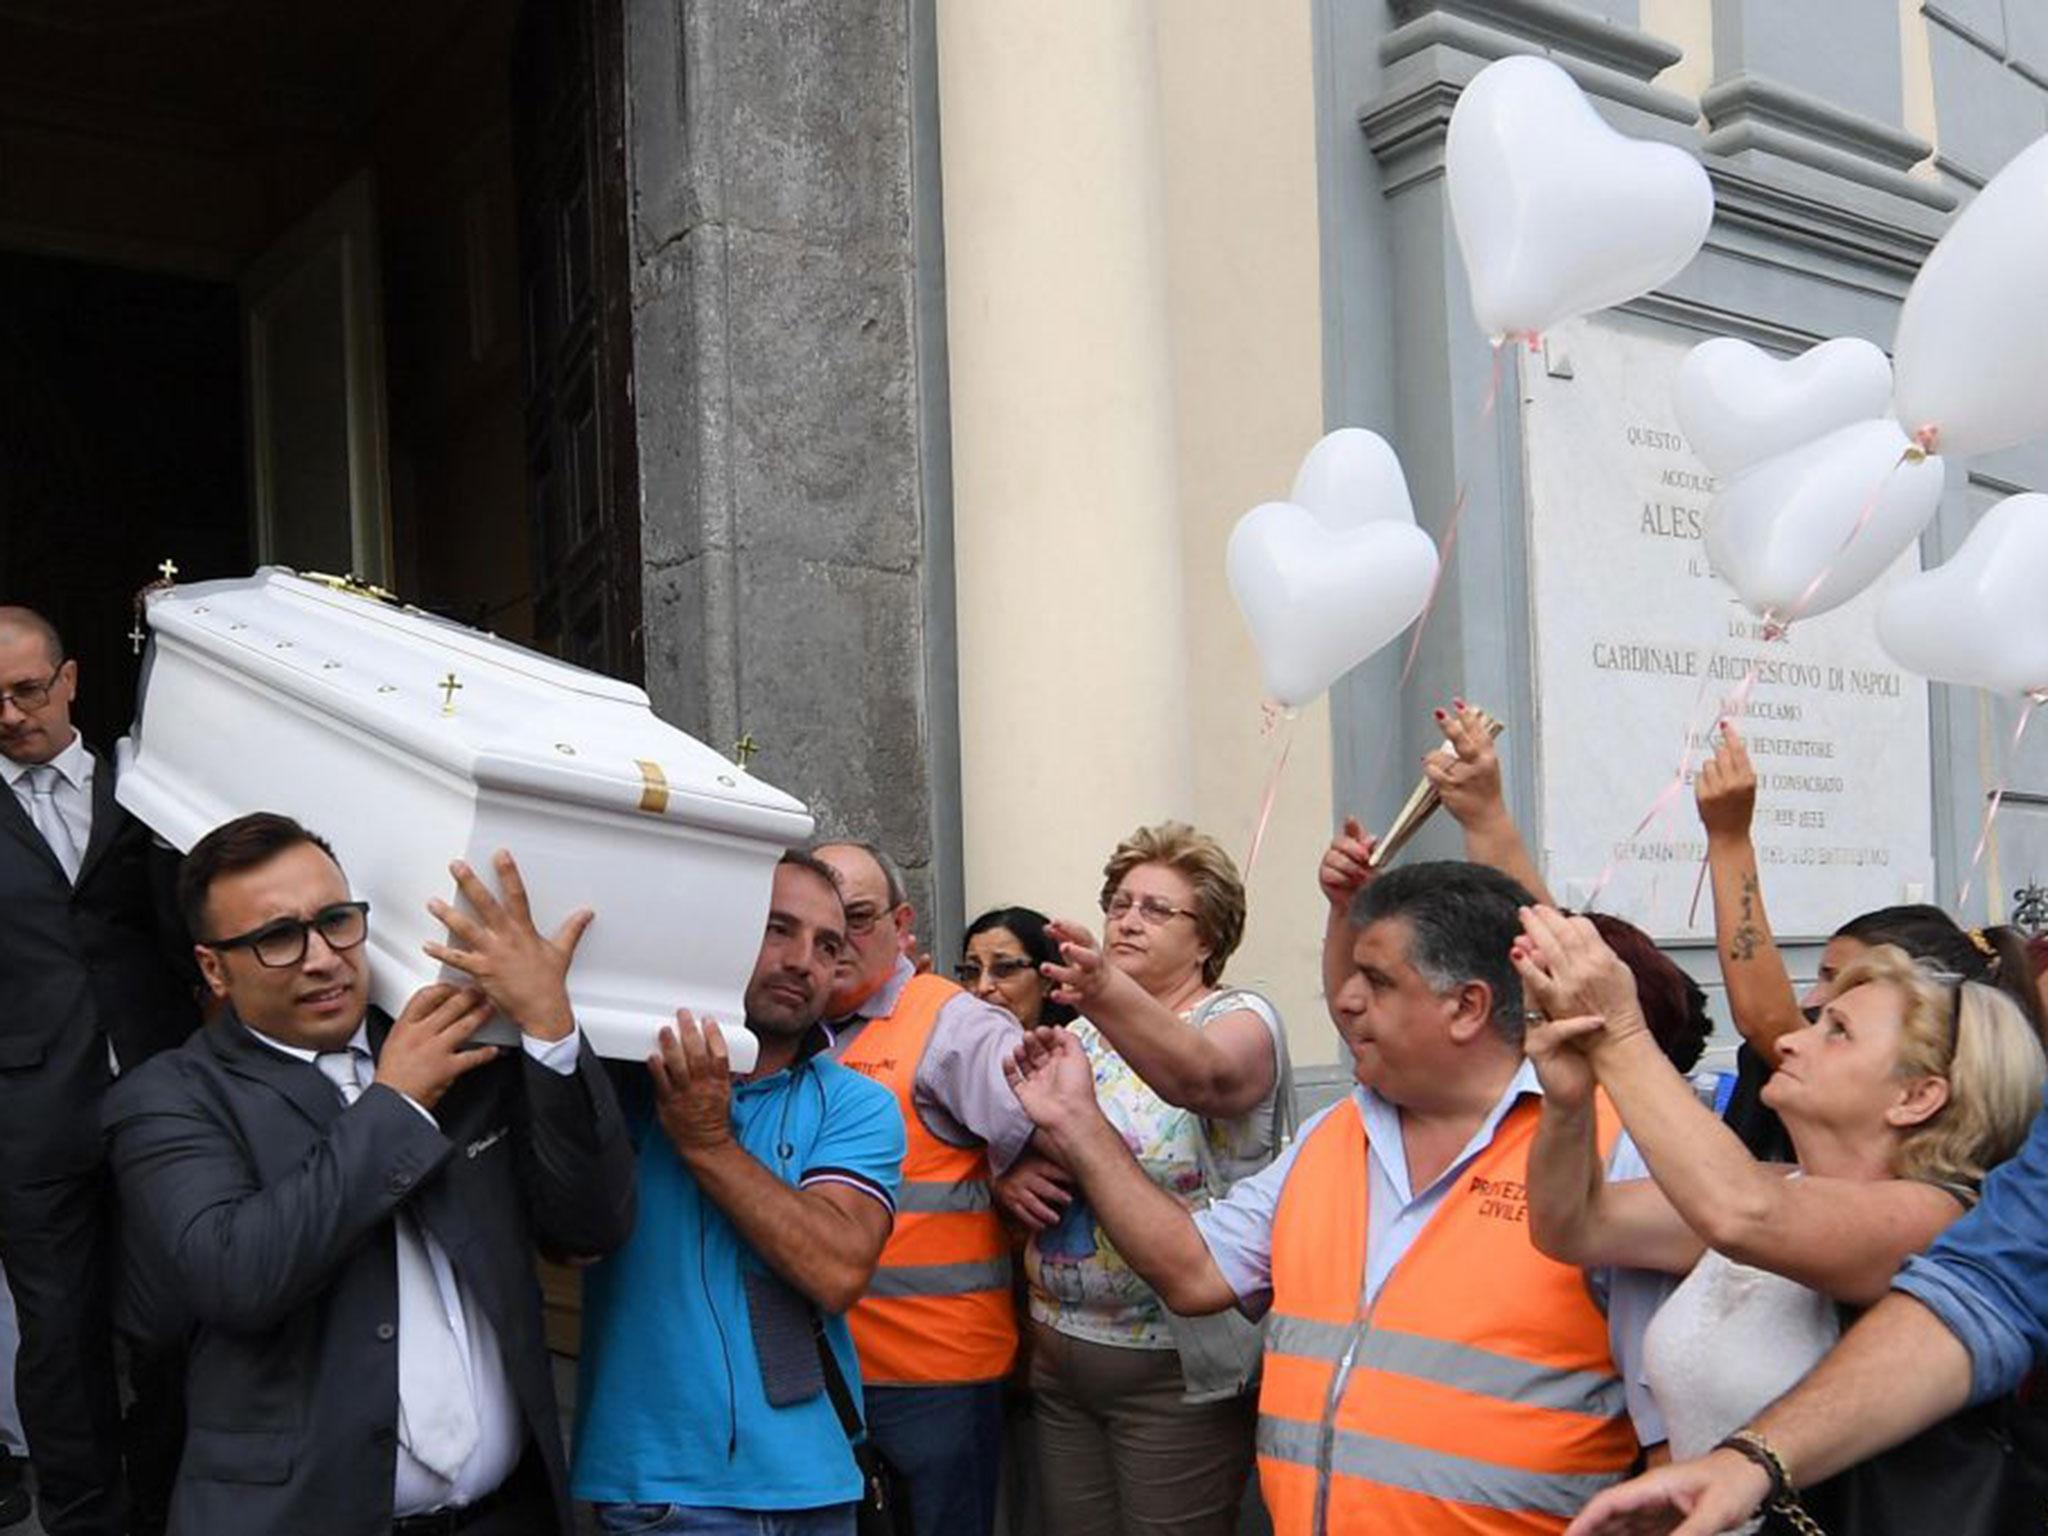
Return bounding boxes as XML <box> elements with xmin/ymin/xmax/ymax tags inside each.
<box><xmin>574</xmin><ymin>851</ymin><xmax>906</xmax><ymax>1534</ymax></box>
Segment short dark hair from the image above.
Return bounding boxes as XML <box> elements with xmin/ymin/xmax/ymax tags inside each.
<box><xmin>777</xmin><ymin>848</ymin><xmax>847</xmax><ymax>909</ymax></box>
<box><xmin>963</xmin><ymin>905</ymin><xmax>1078</xmax><ymax>1026</ymax></box>
<box><xmin>179</xmin><ymin>813</ymin><xmax>339</xmax><ymax>940</ymax></box>
<box><xmin>1352</xmin><ymin>861</ymin><xmax>1534</xmax><ymax>1044</ymax></box>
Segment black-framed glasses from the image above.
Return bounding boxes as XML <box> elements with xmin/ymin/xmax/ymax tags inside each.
<box><xmin>0</xmin><ymin>668</ymin><xmax>63</xmax><ymax>712</ymax></box>
<box><xmin>1102</xmin><ymin>892</ymin><xmax>1198</xmax><ymax>927</ymax></box>
<box><xmin>956</xmin><ymin>956</ymin><xmax>1038</xmax><ymax>986</ymax></box>
<box><xmin>207</xmin><ymin>902</ymin><xmax>371</xmax><ymax>968</ymax></box>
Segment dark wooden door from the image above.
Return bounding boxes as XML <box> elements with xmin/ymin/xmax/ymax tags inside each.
<box><xmin>513</xmin><ymin>0</ymin><xmax>642</xmax><ymax>682</ymax></box>
<box><xmin>0</xmin><ymin>249</ymin><xmax>249</xmax><ymax>749</ymax></box>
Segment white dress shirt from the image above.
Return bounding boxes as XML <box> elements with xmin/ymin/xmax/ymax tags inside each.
<box><xmin>2</xmin><ymin>729</ymin><xmax>93</xmax><ymax>868</ymax></box>
<box><xmin>245</xmin><ymin>1015</ymin><xmax>579</xmax><ymax>1513</ymax></box>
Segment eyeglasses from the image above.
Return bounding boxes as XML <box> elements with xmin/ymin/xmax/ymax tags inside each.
<box><xmin>0</xmin><ymin>668</ymin><xmax>63</xmax><ymax>712</ymax></box>
<box><xmin>842</xmin><ymin>903</ymin><xmax>892</xmax><ymax>936</ymax></box>
<box><xmin>1102</xmin><ymin>892</ymin><xmax>1198</xmax><ymax>927</ymax></box>
<box><xmin>207</xmin><ymin>902</ymin><xmax>371</xmax><ymax>968</ymax></box>
<box><xmin>955</xmin><ymin>956</ymin><xmax>1038</xmax><ymax>986</ymax></box>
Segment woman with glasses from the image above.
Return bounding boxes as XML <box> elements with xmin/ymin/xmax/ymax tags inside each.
<box><xmin>1514</xmin><ymin>909</ymin><xmax>2045</xmax><ymax>1528</ymax></box>
<box><xmin>1015</xmin><ymin>821</ymin><xmax>1291</xmax><ymax>1536</ymax></box>
<box><xmin>956</xmin><ymin>907</ymin><xmax>1075</xmax><ymax>1033</ymax></box>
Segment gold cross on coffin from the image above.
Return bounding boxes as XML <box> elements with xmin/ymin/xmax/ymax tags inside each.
<box><xmin>733</xmin><ymin>733</ymin><xmax>760</xmax><ymax>770</ymax></box>
<box><xmin>157</xmin><ymin>559</ymin><xmax>179</xmax><ymax>584</ymax></box>
<box><xmin>439</xmin><ymin>673</ymin><xmax>463</xmax><ymax>716</ymax></box>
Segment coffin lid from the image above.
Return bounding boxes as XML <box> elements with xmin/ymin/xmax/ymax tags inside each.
<box><xmin>140</xmin><ymin>567</ymin><xmax>812</xmax><ymax>842</ymax></box>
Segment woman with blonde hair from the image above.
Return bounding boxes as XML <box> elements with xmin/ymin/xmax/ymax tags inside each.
<box><xmin>1005</xmin><ymin>821</ymin><xmax>1292</xmax><ymax>1536</ymax></box>
<box><xmin>1513</xmin><ymin>907</ymin><xmax>2045</xmax><ymax>1525</ymax></box>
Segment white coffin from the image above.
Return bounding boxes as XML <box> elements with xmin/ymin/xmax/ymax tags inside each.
<box><xmin>118</xmin><ymin>567</ymin><xmax>814</xmax><ymax>1071</ymax></box>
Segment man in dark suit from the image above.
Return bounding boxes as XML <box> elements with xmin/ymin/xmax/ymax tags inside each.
<box><xmin>0</xmin><ymin>605</ymin><xmax>199</xmax><ymax>1535</ymax></box>
<box><xmin>104</xmin><ymin>812</ymin><xmax>637</xmax><ymax>1536</ymax></box>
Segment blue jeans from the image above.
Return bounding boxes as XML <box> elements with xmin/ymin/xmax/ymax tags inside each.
<box><xmin>862</xmin><ymin>1381</ymin><xmax>1005</xmax><ymax>1536</ymax></box>
<box><xmin>591</xmin><ymin>1503</ymin><xmax>855</xmax><ymax>1536</ymax></box>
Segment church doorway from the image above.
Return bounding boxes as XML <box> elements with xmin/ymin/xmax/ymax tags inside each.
<box><xmin>0</xmin><ymin>0</ymin><xmax>640</xmax><ymax>1356</ymax></box>
<box><xmin>0</xmin><ymin>0</ymin><xmax>641</xmax><ymax>745</ymax></box>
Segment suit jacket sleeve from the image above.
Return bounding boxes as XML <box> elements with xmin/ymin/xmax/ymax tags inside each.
<box><xmin>514</xmin><ymin>1036</ymin><xmax>637</xmax><ymax>1260</ymax></box>
<box><xmin>104</xmin><ymin>1063</ymin><xmax>454</xmax><ymax>1333</ymax></box>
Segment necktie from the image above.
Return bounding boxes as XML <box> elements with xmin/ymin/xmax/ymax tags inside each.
<box><xmin>22</xmin><ymin>764</ymin><xmax>82</xmax><ymax>884</ymax></box>
<box><xmin>314</xmin><ymin>1049</ymin><xmax>481</xmax><ymax>1483</ymax></box>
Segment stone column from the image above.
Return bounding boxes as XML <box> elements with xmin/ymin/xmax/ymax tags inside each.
<box><xmin>937</xmin><ymin>0</ymin><xmax>1196</xmax><ymax>918</ymax></box>
<box><xmin>619</xmin><ymin>0</ymin><xmax>961</xmax><ymax>927</ymax></box>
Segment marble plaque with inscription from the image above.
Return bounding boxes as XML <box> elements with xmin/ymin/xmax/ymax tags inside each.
<box><xmin>1520</xmin><ymin>315</ymin><xmax>1934</xmax><ymax>942</ymax></box>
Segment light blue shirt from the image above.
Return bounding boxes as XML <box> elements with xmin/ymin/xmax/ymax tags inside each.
<box><xmin>1194</xmin><ymin>1062</ymin><xmax>1672</xmax><ymax>1443</ymax></box>
<box><xmin>573</xmin><ymin>1046</ymin><xmax>906</xmax><ymax>1511</ymax></box>
<box><xmin>1892</xmin><ymin>1102</ymin><xmax>2048</xmax><ymax>1403</ymax></box>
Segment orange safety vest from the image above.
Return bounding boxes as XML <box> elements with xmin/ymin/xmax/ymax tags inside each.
<box><xmin>835</xmin><ymin>972</ymin><xmax>1018</xmax><ymax>1385</ymax></box>
<box><xmin>1258</xmin><ymin>1093</ymin><xmax>1639</xmax><ymax>1536</ymax></box>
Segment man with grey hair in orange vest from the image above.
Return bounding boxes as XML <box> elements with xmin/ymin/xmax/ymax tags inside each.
<box><xmin>1004</xmin><ymin>857</ymin><xmax>1673</xmax><ymax>1536</ymax></box>
<box><xmin>813</xmin><ymin>841</ymin><xmax>1037</xmax><ymax>1536</ymax></box>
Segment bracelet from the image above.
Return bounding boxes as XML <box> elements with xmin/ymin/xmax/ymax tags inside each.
<box><xmin>1715</xmin><ymin>1430</ymin><xmax>1792</xmax><ymax>1504</ymax></box>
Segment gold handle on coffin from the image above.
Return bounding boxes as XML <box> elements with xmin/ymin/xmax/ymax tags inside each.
<box><xmin>635</xmin><ymin>760</ymin><xmax>671</xmax><ymax>816</ymax></box>
<box><xmin>299</xmin><ymin>570</ymin><xmax>404</xmax><ymax>606</ymax></box>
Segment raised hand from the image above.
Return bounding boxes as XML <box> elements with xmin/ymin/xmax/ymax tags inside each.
<box><xmin>374</xmin><ymin>983</ymin><xmax>502</xmax><ymax>1111</ymax></box>
<box><xmin>1564</xmin><ymin>1449</ymin><xmax>1772</xmax><ymax>1535</ymax></box>
<box><xmin>1004</xmin><ymin>1026</ymin><xmax>1102</xmax><ymax>1140</ymax></box>
<box><xmin>649</xmin><ymin>1010</ymin><xmax>735</xmax><ymax>1159</ymax></box>
<box><xmin>1518</xmin><ymin>1010</ymin><xmax>1606</xmax><ymax>1111</ymax></box>
<box><xmin>1042</xmin><ymin>919</ymin><xmax>1114</xmax><ymax>1009</ymax></box>
<box><xmin>993</xmin><ymin>1149</ymin><xmax>1077</xmax><ymax>1232</ymax></box>
<box><xmin>1511</xmin><ymin>906</ymin><xmax>1650</xmax><ymax>1051</ymax></box>
<box><xmin>1424</xmin><ymin>700</ymin><xmax>1508</xmax><ymax>829</ymax></box>
<box><xmin>1318</xmin><ymin>817</ymin><xmax>1377</xmax><ymax>913</ymax></box>
<box><xmin>1695</xmin><ymin>721</ymin><xmax>1758</xmax><ymax>844</ymax></box>
<box><xmin>424</xmin><ymin>849</ymin><xmax>593</xmax><ymax>1042</ymax></box>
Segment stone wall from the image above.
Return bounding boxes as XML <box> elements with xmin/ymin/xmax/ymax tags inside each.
<box><xmin>1313</xmin><ymin>0</ymin><xmax>2048</xmax><ymax>1024</ymax></box>
<box><xmin>619</xmin><ymin>0</ymin><xmax>961</xmax><ymax>936</ymax></box>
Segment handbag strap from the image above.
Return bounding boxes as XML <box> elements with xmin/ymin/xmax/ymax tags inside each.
<box><xmin>1186</xmin><ymin>989</ymin><xmax>1296</xmax><ymax>1201</ymax></box>
<box><xmin>812</xmin><ymin>1316</ymin><xmax>866</xmax><ymax>1444</ymax></box>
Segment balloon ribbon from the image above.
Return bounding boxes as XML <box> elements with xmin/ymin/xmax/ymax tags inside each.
<box><xmin>1397</xmin><ymin>336</ymin><xmax>1522</xmax><ymax>691</ymax></box>
<box><xmin>1959</xmin><ymin>694</ymin><xmax>2042</xmax><ymax>910</ymax></box>
<box><xmin>1243</xmin><ymin>703</ymin><xmax>1301</xmax><ymax>883</ymax></box>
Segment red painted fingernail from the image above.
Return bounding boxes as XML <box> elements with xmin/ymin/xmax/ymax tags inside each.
<box><xmin>1433</xmin><ymin>708</ymin><xmax>1446</xmax><ymax>720</ymax></box>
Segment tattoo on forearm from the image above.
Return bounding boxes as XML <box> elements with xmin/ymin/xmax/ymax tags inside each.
<box><xmin>1729</xmin><ymin>872</ymin><xmax>1760</xmax><ymax>962</ymax></box>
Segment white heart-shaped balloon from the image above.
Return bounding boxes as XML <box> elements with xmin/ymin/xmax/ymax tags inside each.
<box><xmin>1447</xmin><ymin>54</ymin><xmax>1714</xmax><ymax>340</ymax></box>
<box><xmin>1675</xmin><ymin>337</ymin><xmax>1894</xmax><ymax>480</ymax></box>
<box><xmin>1290</xmin><ymin>429</ymin><xmax>1415</xmax><ymax>532</ymax></box>
<box><xmin>1227</xmin><ymin>502</ymin><xmax>1440</xmax><ymax>707</ymax></box>
<box><xmin>1879</xmin><ymin>493</ymin><xmax>2048</xmax><ymax>696</ymax></box>
<box><xmin>1893</xmin><ymin>134</ymin><xmax>2048</xmax><ymax>460</ymax></box>
<box><xmin>1703</xmin><ymin>418</ymin><xmax>1945</xmax><ymax>624</ymax></box>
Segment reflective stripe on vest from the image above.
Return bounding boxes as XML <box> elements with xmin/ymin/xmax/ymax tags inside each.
<box><xmin>835</xmin><ymin>971</ymin><xmax>1018</xmax><ymax>1384</ymax></box>
<box><xmin>1256</xmin><ymin>1093</ymin><xmax>1638</xmax><ymax>1536</ymax></box>
<box><xmin>1256</xmin><ymin>1416</ymin><xmax>1622</xmax><ymax>1522</ymax></box>
<box><xmin>895</xmin><ymin>1179</ymin><xmax>995</xmax><ymax>1215</ymax></box>
<box><xmin>1263</xmin><ymin>1319</ymin><xmax>1630</xmax><ymax>1421</ymax></box>
<box><xmin>863</xmin><ymin>1256</ymin><xmax>1013</xmax><ymax>1298</ymax></box>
